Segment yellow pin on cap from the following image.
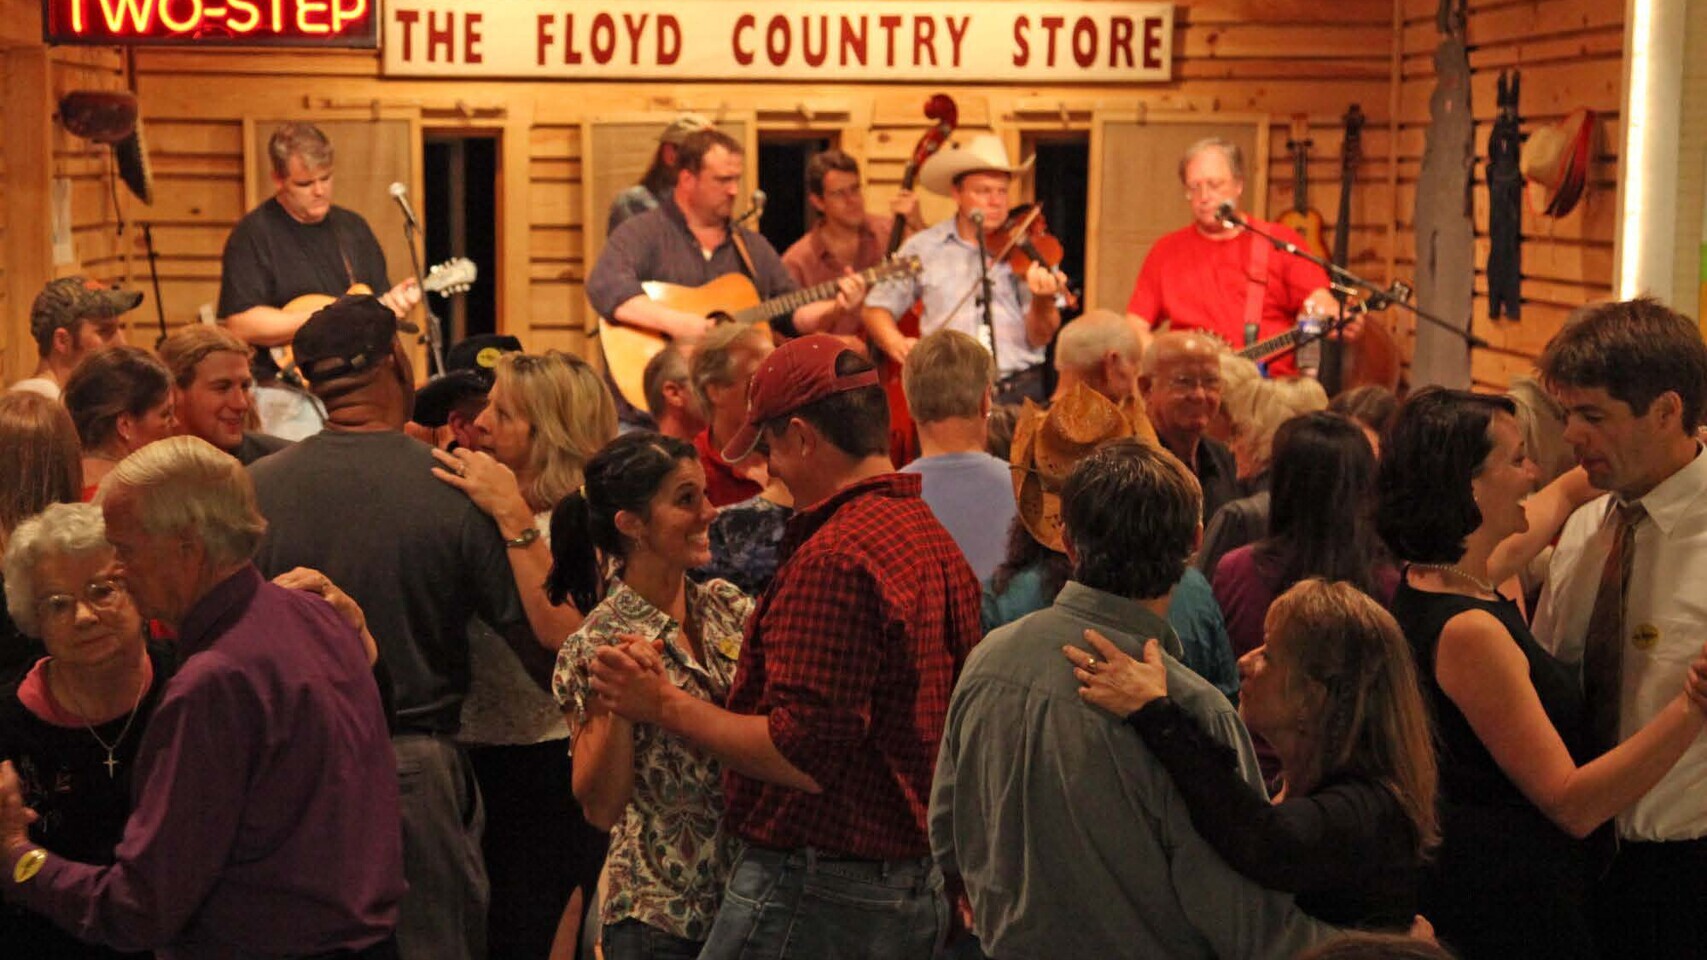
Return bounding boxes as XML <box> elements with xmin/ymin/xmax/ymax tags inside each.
<box><xmin>476</xmin><ymin>346</ymin><xmax>503</xmax><ymax>369</ymax></box>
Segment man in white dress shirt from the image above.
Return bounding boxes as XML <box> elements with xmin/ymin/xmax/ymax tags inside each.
<box><xmin>1532</xmin><ymin>297</ymin><xmax>1707</xmax><ymax>959</ymax></box>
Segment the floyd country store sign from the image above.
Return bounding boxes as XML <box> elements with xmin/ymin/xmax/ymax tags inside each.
<box><xmin>384</xmin><ymin>1</ymin><xmax>1174</xmax><ymax>82</ymax></box>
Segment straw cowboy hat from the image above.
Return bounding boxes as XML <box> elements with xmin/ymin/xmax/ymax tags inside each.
<box><xmin>1521</xmin><ymin>108</ymin><xmax>1595</xmax><ymax>218</ymax></box>
<box><xmin>1009</xmin><ymin>383</ymin><xmax>1156</xmax><ymax>553</ymax></box>
<box><xmin>921</xmin><ymin>133</ymin><xmax>1035</xmax><ymax>197</ymax></box>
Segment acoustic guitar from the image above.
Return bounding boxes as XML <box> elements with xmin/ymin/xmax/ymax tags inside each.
<box><xmin>1277</xmin><ymin>114</ymin><xmax>1331</xmax><ymax>261</ymax></box>
<box><xmin>598</xmin><ymin>256</ymin><xmax>923</xmax><ymax>409</ymax></box>
<box><xmin>271</xmin><ymin>257</ymin><xmax>478</xmax><ymax>376</ymax></box>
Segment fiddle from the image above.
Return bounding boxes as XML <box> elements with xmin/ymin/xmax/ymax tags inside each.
<box><xmin>986</xmin><ymin>203</ymin><xmax>1079</xmax><ymax>310</ymax></box>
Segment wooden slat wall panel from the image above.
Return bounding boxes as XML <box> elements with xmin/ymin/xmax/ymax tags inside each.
<box><xmin>46</xmin><ymin>0</ymin><xmax>1403</xmax><ymax>363</ymax></box>
<box><xmin>1393</xmin><ymin>0</ymin><xmax>1624</xmax><ymax>391</ymax></box>
<box><xmin>49</xmin><ymin>45</ymin><xmax>134</xmax><ymax>289</ymax></box>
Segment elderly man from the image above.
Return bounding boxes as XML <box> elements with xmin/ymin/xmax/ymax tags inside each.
<box><xmin>157</xmin><ymin>324</ymin><xmax>291</xmax><ymax>466</ymax></box>
<box><xmin>643</xmin><ymin>344</ymin><xmax>706</xmax><ymax>442</ymax></box>
<box><xmin>1125</xmin><ymin>138</ymin><xmax>1338</xmax><ymax>373</ymax></box>
<box><xmin>248</xmin><ymin>295</ymin><xmax>568</xmax><ymax>960</ymax></box>
<box><xmin>690</xmin><ymin>323</ymin><xmax>776</xmax><ymax>506</ymax></box>
<box><xmin>931</xmin><ymin>439</ymin><xmax>1331</xmax><ymax>959</ymax></box>
<box><xmin>0</xmin><ymin>436</ymin><xmax>403</xmax><ymax>958</ymax></box>
<box><xmin>1054</xmin><ymin>307</ymin><xmax>1147</xmax><ymax>406</ymax></box>
<box><xmin>9</xmin><ymin>276</ymin><xmax>138</xmax><ymax>400</ymax></box>
<box><xmin>900</xmin><ymin>329</ymin><xmax>1016</xmax><ymax>582</ymax></box>
<box><xmin>1143</xmin><ymin>331</ymin><xmax>1239</xmax><ymax>521</ymax></box>
<box><xmin>591</xmin><ymin>335</ymin><xmax>982</xmax><ymax>960</ymax></box>
<box><xmin>1532</xmin><ymin>297</ymin><xmax>1707</xmax><ymax>959</ymax></box>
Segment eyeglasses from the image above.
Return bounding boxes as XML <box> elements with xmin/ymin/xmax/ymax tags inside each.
<box><xmin>822</xmin><ymin>183</ymin><xmax>863</xmax><ymax>201</ymax></box>
<box><xmin>1184</xmin><ymin>179</ymin><xmax>1233</xmax><ymax>198</ymax></box>
<box><xmin>1167</xmin><ymin>375</ymin><xmax>1223</xmax><ymax>393</ymax></box>
<box><xmin>35</xmin><ymin>579</ymin><xmax>127</xmax><ymax>630</ymax></box>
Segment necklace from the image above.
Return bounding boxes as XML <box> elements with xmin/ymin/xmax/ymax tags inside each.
<box><xmin>50</xmin><ymin>660</ymin><xmax>147</xmax><ymax>779</ymax></box>
<box><xmin>1411</xmin><ymin>562</ymin><xmax>1498</xmax><ymax>596</ymax></box>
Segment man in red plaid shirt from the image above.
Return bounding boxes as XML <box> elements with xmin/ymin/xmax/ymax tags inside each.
<box><xmin>591</xmin><ymin>334</ymin><xmax>983</xmax><ymax>959</ymax></box>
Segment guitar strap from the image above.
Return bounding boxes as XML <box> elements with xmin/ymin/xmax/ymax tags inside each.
<box><xmin>1243</xmin><ymin>227</ymin><xmax>1270</xmax><ymax>347</ymax></box>
<box><xmin>728</xmin><ymin>224</ymin><xmax>760</xmax><ymax>283</ymax></box>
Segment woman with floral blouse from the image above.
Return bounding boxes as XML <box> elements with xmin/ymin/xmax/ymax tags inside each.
<box><xmin>548</xmin><ymin>431</ymin><xmax>752</xmax><ymax>960</ymax></box>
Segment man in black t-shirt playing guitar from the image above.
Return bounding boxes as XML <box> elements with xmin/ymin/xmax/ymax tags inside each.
<box><xmin>218</xmin><ymin>123</ymin><xmax>420</xmax><ymax>433</ymax></box>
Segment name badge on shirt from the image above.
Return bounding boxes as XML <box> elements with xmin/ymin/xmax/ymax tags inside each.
<box><xmin>1632</xmin><ymin>623</ymin><xmax>1661</xmax><ymax>651</ymax></box>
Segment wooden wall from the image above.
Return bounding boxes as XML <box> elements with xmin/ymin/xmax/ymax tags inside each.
<box><xmin>1393</xmin><ymin>0</ymin><xmax>1624</xmax><ymax>390</ymax></box>
<box><xmin>24</xmin><ymin>0</ymin><xmax>1394</xmax><ymax>367</ymax></box>
<box><xmin>0</xmin><ymin>0</ymin><xmax>136</xmax><ymax>383</ymax></box>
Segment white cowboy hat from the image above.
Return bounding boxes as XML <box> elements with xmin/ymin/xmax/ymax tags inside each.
<box><xmin>920</xmin><ymin>133</ymin><xmax>1035</xmax><ymax>197</ymax></box>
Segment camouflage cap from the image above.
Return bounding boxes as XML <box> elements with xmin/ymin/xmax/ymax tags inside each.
<box><xmin>30</xmin><ymin>276</ymin><xmax>144</xmax><ymax>343</ymax></box>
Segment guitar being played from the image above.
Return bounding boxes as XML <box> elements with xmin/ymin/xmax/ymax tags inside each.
<box><xmin>1124</xmin><ymin>136</ymin><xmax>1355</xmax><ymax>378</ymax></box>
<box><xmin>585</xmin><ymin>129</ymin><xmax>868</xmax><ymax>370</ymax></box>
<box><xmin>219</xmin><ymin>123</ymin><xmax>425</xmax><ymax>380</ymax></box>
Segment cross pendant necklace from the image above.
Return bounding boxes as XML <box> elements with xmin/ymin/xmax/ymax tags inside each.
<box><xmin>50</xmin><ymin>659</ymin><xmax>146</xmax><ymax>780</ymax></box>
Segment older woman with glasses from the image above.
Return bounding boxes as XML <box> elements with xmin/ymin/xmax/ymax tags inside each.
<box><xmin>0</xmin><ymin>501</ymin><xmax>170</xmax><ymax>960</ymax></box>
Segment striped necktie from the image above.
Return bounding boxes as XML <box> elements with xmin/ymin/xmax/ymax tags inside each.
<box><xmin>1581</xmin><ymin>499</ymin><xmax>1647</xmax><ymax>757</ymax></box>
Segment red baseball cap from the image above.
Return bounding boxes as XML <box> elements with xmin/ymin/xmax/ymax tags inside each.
<box><xmin>721</xmin><ymin>334</ymin><xmax>879</xmax><ymax>462</ymax></box>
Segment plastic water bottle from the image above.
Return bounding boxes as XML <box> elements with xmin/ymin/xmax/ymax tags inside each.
<box><xmin>1295</xmin><ymin>312</ymin><xmax>1323</xmax><ymax>378</ymax></box>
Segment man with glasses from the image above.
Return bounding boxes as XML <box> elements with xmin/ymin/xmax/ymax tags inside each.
<box><xmin>1124</xmin><ymin>139</ymin><xmax>1337</xmax><ymax>376</ymax></box>
<box><xmin>865</xmin><ymin>134</ymin><xmax>1065</xmax><ymax>404</ymax></box>
<box><xmin>1141</xmin><ymin>331</ymin><xmax>1241</xmax><ymax>521</ymax></box>
<box><xmin>782</xmin><ymin>149</ymin><xmax>921</xmax><ymax>344</ymax></box>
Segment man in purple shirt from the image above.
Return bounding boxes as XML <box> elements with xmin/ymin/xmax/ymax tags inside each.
<box><xmin>0</xmin><ymin>435</ymin><xmax>403</xmax><ymax>959</ymax></box>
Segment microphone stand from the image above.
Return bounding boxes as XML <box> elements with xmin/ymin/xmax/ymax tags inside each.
<box><xmin>400</xmin><ymin>214</ymin><xmax>447</xmax><ymax>377</ymax></box>
<box><xmin>972</xmin><ymin>216</ymin><xmax>999</xmax><ymax>372</ymax></box>
<box><xmin>1226</xmin><ymin>211</ymin><xmax>1486</xmax><ymax>360</ymax></box>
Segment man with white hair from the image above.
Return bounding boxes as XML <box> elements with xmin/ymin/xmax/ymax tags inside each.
<box><xmin>1054</xmin><ymin>308</ymin><xmax>1146</xmax><ymax>406</ymax></box>
<box><xmin>0</xmin><ymin>436</ymin><xmax>403</xmax><ymax>958</ymax></box>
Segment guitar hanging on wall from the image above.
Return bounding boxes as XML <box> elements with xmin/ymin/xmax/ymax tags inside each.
<box><xmin>1277</xmin><ymin>113</ymin><xmax>1331</xmax><ymax>261</ymax></box>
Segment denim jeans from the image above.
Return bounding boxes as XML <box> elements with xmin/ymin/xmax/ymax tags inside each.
<box><xmin>697</xmin><ymin>846</ymin><xmax>948</xmax><ymax>960</ymax></box>
<box><xmin>603</xmin><ymin>919</ymin><xmax>705</xmax><ymax>960</ymax></box>
<box><xmin>393</xmin><ymin>735</ymin><xmax>489</xmax><ymax>960</ymax></box>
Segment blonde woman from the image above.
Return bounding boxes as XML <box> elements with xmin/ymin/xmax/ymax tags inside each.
<box><xmin>431</xmin><ymin>349</ymin><xmax>619</xmax><ymax>959</ymax></box>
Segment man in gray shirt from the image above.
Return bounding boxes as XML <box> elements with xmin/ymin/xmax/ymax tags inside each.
<box><xmin>931</xmin><ymin>439</ymin><xmax>1333</xmax><ymax>959</ymax></box>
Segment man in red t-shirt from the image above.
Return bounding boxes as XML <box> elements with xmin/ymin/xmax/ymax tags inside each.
<box><xmin>1125</xmin><ymin>138</ymin><xmax>1342</xmax><ymax>375</ymax></box>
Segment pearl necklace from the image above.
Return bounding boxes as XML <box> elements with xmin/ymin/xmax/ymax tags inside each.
<box><xmin>1410</xmin><ymin>562</ymin><xmax>1498</xmax><ymax>596</ymax></box>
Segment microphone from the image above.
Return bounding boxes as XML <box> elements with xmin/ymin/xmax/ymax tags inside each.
<box><xmin>970</xmin><ymin>209</ymin><xmax>985</xmax><ymax>227</ymax></box>
<box><xmin>388</xmin><ymin>182</ymin><xmax>420</xmax><ymax>229</ymax></box>
<box><xmin>1215</xmin><ymin>201</ymin><xmax>1244</xmax><ymax>228</ymax></box>
<box><xmin>733</xmin><ymin>190</ymin><xmax>768</xmax><ymax>226</ymax></box>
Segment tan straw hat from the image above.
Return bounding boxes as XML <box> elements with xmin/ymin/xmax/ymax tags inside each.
<box><xmin>1010</xmin><ymin>383</ymin><xmax>1153</xmax><ymax>553</ymax></box>
<box><xmin>921</xmin><ymin>133</ymin><xmax>1035</xmax><ymax>197</ymax></box>
<box><xmin>1521</xmin><ymin>108</ymin><xmax>1595</xmax><ymax>218</ymax></box>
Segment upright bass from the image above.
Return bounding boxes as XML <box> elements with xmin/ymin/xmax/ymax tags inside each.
<box><xmin>879</xmin><ymin>94</ymin><xmax>958</xmax><ymax>467</ymax></box>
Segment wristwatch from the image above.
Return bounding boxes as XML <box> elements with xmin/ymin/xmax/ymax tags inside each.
<box><xmin>11</xmin><ymin>847</ymin><xmax>46</xmax><ymax>884</ymax></box>
<box><xmin>504</xmin><ymin>527</ymin><xmax>540</xmax><ymax>549</ymax></box>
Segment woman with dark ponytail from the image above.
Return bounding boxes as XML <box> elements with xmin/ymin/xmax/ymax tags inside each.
<box><xmin>548</xmin><ymin>431</ymin><xmax>752</xmax><ymax>960</ymax></box>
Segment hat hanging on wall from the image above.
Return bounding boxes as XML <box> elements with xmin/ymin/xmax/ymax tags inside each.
<box><xmin>1520</xmin><ymin>108</ymin><xmax>1595</xmax><ymax>219</ymax></box>
<box><xmin>56</xmin><ymin>90</ymin><xmax>154</xmax><ymax>205</ymax></box>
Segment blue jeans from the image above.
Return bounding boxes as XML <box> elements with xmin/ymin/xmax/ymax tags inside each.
<box><xmin>697</xmin><ymin>846</ymin><xmax>947</xmax><ymax>960</ymax></box>
<box><xmin>603</xmin><ymin>919</ymin><xmax>705</xmax><ymax>960</ymax></box>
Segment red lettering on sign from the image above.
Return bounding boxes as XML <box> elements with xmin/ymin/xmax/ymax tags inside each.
<box><xmin>945</xmin><ymin>15</ymin><xmax>968</xmax><ymax>67</ymax></box>
<box><xmin>620</xmin><ymin>13</ymin><xmax>646</xmax><ymax>65</ymax></box>
<box><xmin>801</xmin><ymin>14</ymin><xmax>827</xmax><ymax>66</ymax></box>
<box><xmin>732</xmin><ymin>13</ymin><xmax>754</xmax><ymax>66</ymax></box>
<box><xmin>765</xmin><ymin>15</ymin><xmax>788</xmax><ymax>66</ymax></box>
<box><xmin>464</xmin><ymin>11</ymin><xmax>481</xmax><ymax>63</ymax></box>
<box><xmin>1039</xmin><ymin>16</ymin><xmax>1064</xmax><ymax>66</ymax></box>
<box><xmin>840</xmin><ymin>15</ymin><xmax>865</xmax><ymax>66</ymax></box>
<box><xmin>1012</xmin><ymin>16</ymin><xmax>1029</xmax><ymax>67</ymax></box>
<box><xmin>535</xmin><ymin>13</ymin><xmax>553</xmax><ymax>65</ymax></box>
<box><xmin>590</xmin><ymin>11</ymin><xmax>614</xmax><ymax>64</ymax></box>
<box><xmin>1071</xmin><ymin>16</ymin><xmax>1094</xmax><ymax>67</ymax></box>
<box><xmin>877</xmin><ymin>14</ymin><xmax>900</xmax><ymax>66</ymax></box>
<box><xmin>426</xmin><ymin>9</ymin><xmax>452</xmax><ymax>60</ymax></box>
<box><xmin>394</xmin><ymin>6</ymin><xmax>417</xmax><ymax>59</ymax></box>
<box><xmin>913</xmin><ymin>15</ymin><xmax>936</xmax><ymax>66</ymax></box>
<box><xmin>1109</xmin><ymin>16</ymin><xmax>1133</xmax><ymax>67</ymax></box>
<box><xmin>657</xmin><ymin>14</ymin><xmax>680</xmax><ymax>64</ymax></box>
<box><xmin>1143</xmin><ymin>16</ymin><xmax>1162</xmax><ymax>69</ymax></box>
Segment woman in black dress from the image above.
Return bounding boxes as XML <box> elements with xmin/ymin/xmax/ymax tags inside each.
<box><xmin>1377</xmin><ymin>388</ymin><xmax>1707</xmax><ymax>960</ymax></box>
<box><xmin>0</xmin><ymin>502</ymin><xmax>169</xmax><ymax>959</ymax></box>
<box><xmin>1065</xmin><ymin>577</ymin><xmax>1437</xmax><ymax>931</ymax></box>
